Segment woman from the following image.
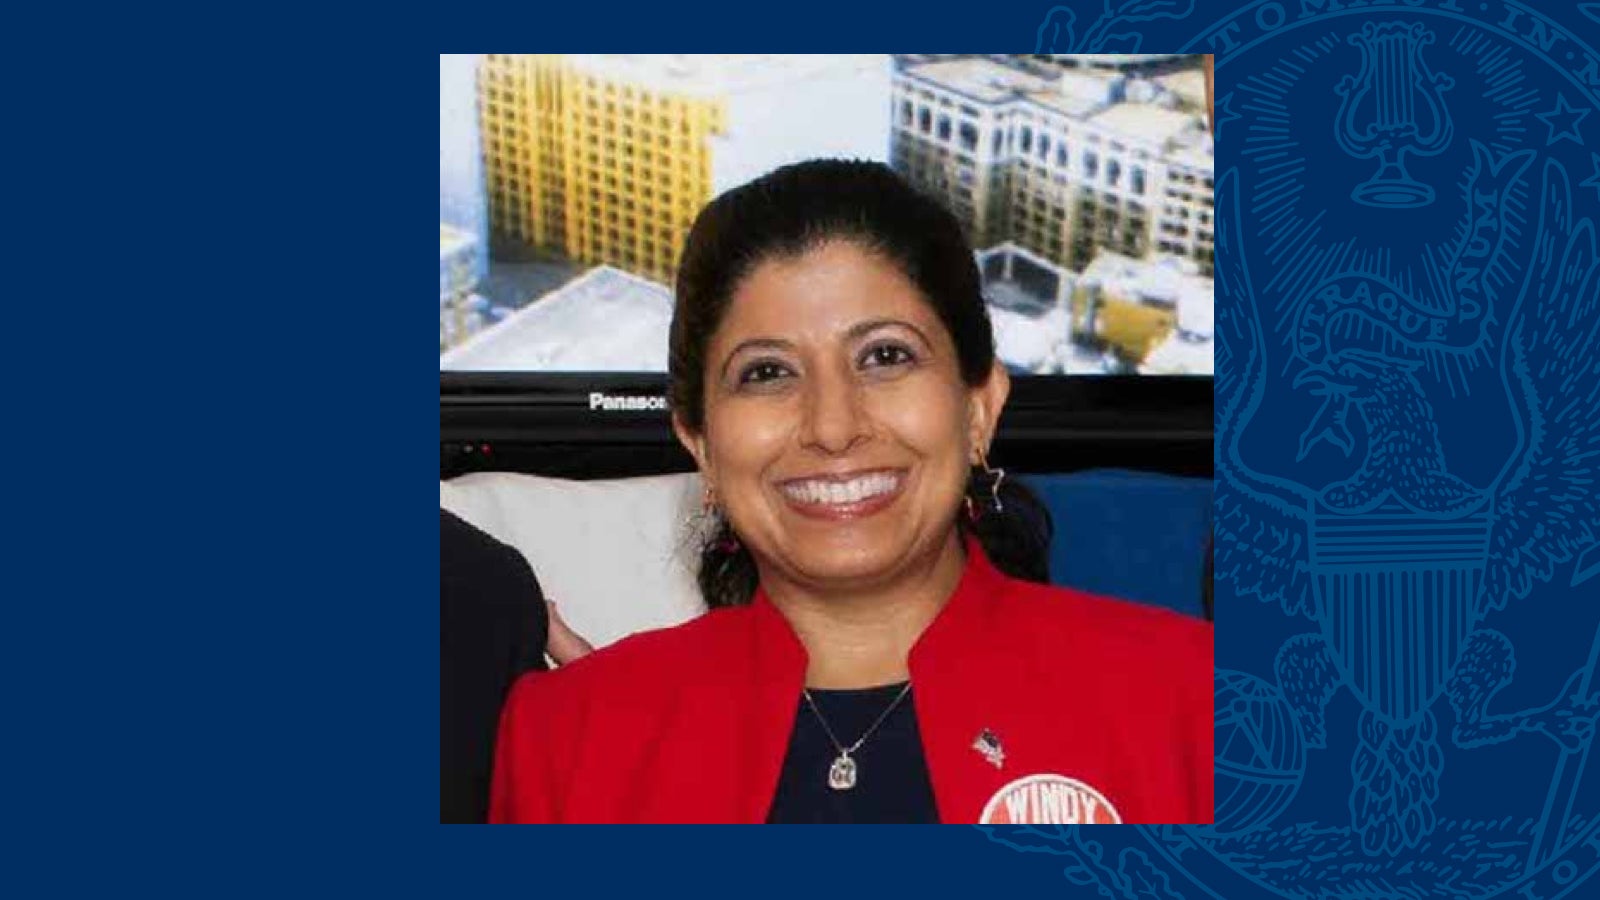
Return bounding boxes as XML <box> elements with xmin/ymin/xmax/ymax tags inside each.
<box><xmin>490</xmin><ymin>160</ymin><xmax>1213</xmax><ymax>824</ymax></box>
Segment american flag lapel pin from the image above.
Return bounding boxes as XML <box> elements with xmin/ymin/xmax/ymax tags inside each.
<box><xmin>973</xmin><ymin>728</ymin><xmax>1005</xmax><ymax>769</ymax></box>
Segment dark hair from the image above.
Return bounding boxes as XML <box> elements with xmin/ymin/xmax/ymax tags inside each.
<box><xmin>670</xmin><ymin>159</ymin><xmax>1052</xmax><ymax>608</ymax></box>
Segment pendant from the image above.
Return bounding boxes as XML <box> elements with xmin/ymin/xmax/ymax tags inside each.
<box><xmin>828</xmin><ymin>752</ymin><xmax>857</xmax><ymax>791</ymax></box>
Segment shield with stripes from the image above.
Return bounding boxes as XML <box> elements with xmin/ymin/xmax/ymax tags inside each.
<box><xmin>1309</xmin><ymin>493</ymin><xmax>1492</xmax><ymax>725</ymax></box>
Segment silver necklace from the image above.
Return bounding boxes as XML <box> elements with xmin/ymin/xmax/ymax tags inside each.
<box><xmin>802</xmin><ymin>682</ymin><xmax>913</xmax><ymax>791</ymax></box>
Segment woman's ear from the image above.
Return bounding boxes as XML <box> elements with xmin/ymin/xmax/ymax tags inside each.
<box><xmin>968</xmin><ymin>361</ymin><xmax>1011</xmax><ymax>460</ymax></box>
<box><xmin>672</xmin><ymin>412</ymin><xmax>712</xmax><ymax>479</ymax></box>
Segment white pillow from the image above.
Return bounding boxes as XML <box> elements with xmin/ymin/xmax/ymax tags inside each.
<box><xmin>440</xmin><ymin>472</ymin><xmax>707</xmax><ymax>649</ymax></box>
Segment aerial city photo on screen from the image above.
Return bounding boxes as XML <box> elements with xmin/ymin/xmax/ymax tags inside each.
<box><xmin>440</xmin><ymin>54</ymin><xmax>1215</xmax><ymax>376</ymax></box>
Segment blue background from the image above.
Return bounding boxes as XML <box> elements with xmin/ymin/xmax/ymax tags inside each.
<box><xmin>13</xmin><ymin>1</ymin><xmax>1595</xmax><ymax>895</ymax></box>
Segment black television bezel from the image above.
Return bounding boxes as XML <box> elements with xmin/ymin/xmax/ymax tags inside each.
<box><xmin>441</xmin><ymin>371</ymin><xmax>1213</xmax><ymax>479</ymax></box>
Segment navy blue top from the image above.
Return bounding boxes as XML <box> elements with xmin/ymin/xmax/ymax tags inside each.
<box><xmin>765</xmin><ymin>682</ymin><xmax>939</xmax><ymax>824</ymax></box>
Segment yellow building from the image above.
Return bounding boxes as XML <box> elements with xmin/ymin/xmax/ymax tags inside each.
<box><xmin>477</xmin><ymin>55</ymin><xmax>888</xmax><ymax>287</ymax></box>
<box><xmin>478</xmin><ymin>54</ymin><xmax>722</xmax><ymax>285</ymax></box>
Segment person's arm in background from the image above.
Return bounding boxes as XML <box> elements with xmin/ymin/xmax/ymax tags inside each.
<box><xmin>441</xmin><ymin>509</ymin><xmax>558</xmax><ymax>823</ymax></box>
<box><xmin>489</xmin><ymin>603</ymin><xmax>594</xmax><ymax>823</ymax></box>
<box><xmin>545</xmin><ymin>600</ymin><xmax>593</xmax><ymax>665</ymax></box>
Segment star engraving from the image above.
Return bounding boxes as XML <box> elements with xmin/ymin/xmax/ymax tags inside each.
<box><xmin>1535</xmin><ymin>94</ymin><xmax>1589</xmax><ymax>147</ymax></box>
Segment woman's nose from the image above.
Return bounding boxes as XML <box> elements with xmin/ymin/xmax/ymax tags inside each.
<box><xmin>799</xmin><ymin>367</ymin><xmax>870</xmax><ymax>455</ymax></box>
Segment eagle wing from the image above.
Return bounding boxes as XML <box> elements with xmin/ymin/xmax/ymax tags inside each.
<box><xmin>1213</xmin><ymin>168</ymin><xmax>1316</xmax><ymax>618</ymax></box>
<box><xmin>1480</xmin><ymin>160</ymin><xmax>1600</xmax><ymax>615</ymax></box>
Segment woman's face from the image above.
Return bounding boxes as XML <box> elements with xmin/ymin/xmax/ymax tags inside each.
<box><xmin>674</xmin><ymin>240</ymin><xmax>1009</xmax><ymax>593</ymax></box>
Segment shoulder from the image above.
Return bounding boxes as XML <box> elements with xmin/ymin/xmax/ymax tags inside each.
<box><xmin>440</xmin><ymin>508</ymin><xmax>542</xmax><ymax>600</ymax></box>
<box><xmin>992</xmin><ymin>575</ymin><xmax>1212</xmax><ymax>667</ymax></box>
<box><xmin>504</xmin><ymin>603</ymin><xmax>752</xmax><ymax>710</ymax></box>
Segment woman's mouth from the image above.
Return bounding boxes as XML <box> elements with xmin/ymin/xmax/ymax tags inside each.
<box><xmin>778</xmin><ymin>470</ymin><xmax>906</xmax><ymax>520</ymax></box>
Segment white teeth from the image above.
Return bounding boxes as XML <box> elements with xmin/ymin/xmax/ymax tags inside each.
<box><xmin>783</xmin><ymin>473</ymin><xmax>900</xmax><ymax>505</ymax></box>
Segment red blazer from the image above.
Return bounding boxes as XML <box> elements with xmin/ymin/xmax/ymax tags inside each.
<box><xmin>490</xmin><ymin>541</ymin><xmax>1213</xmax><ymax>824</ymax></box>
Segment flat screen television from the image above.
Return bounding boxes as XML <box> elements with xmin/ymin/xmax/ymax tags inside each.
<box><xmin>441</xmin><ymin>54</ymin><xmax>1214</xmax><ymax>479</ymax></box>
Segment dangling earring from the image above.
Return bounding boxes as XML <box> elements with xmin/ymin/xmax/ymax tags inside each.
<box><xmin>977</xmin><ymin>447</ymin><xmax>1006</xmax><ymax>514</ymax></box>
<box><xmin>698</xmin><ymin>483</ymin><xmax>741</xmax><ymax>553</ymax></box>
<box><xmin>685</xmin><ymin>483</ymin><xmax>716</xmax><ymax>534</ymax></box>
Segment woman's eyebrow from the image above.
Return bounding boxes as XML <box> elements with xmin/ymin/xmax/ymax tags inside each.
<box><xmin>846</xmin><ymin>318</ymin><xmax>934</xmax><ymax>349</ymax></box>
<box><xmin>717</xmin><ymin>321</ymin><xmax>935</xmax><ymax>380</ymax></box>
<box><xmin>720</xmin><ymin>337</ymin><xmax>794</xmax><ymax>380</ymax></box>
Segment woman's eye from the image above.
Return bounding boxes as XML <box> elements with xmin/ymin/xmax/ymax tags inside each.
<box><xmin>738</xmin><ymin>360</ymin><xmax>793</xmax><ymax>385</ymax></box>
<box><xmin>861</xmin><ymin>343</ymin><xmax>916</xmax><ymax>369</ymax></box>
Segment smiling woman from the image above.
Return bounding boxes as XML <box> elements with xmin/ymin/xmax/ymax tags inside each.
<box><xmin>669</xmin><ymin>162</ymin><xmax>1051</xmax><ymax>615</ymax></box>
<box><xmin>489</xmin><ymin>160</ymin><xmax>1214</xmax><ymax>825</ymax></box>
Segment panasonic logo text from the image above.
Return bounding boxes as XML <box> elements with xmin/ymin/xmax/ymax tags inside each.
<box><xmin>589</xmin><ymin>392</ymin><xmax>669</xmax><ymax>412</ymax></box>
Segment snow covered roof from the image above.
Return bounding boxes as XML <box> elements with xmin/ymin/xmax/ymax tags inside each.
<box><xmin>440</xmin><ymin>266</ymin><xmax>673</xmax><ymax>371</ymax></box>
<box><xmin>1139</xmin><ymin>332</ymin><xmax>1214</xmax><ymax>375</ymax></box>
<box><xmin>440</xmin><ymin>223</ymin><xmax>474</xmax><ymax>260</ymax></box>
<box><xmin>1088</xmin><ymin>103</ymin><xmax>1197</xmax><ymax>149</ymax></box>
